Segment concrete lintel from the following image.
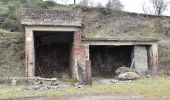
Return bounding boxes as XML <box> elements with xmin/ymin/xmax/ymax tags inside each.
<box><xmin>82</xmin><ymin>41</ymin><xmax>157</xmax><ymax>46</ymax></box>
<box><xmin>25</xmin><ymin>26</ymin><xmax>80</xmax><ymax>32</ymax></box>
<box><xmin>82</xmin><ymin>38</ymin><xmax>159</xmax><ymax>42</ymax></box>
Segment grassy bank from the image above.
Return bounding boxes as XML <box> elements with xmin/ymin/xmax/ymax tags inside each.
<box><xmin>0</xmin><ymin>77</ymin><xmax>170</xmax><ymax>99</ymax></box>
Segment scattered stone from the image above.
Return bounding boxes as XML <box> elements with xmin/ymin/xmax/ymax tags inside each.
<box><xmin>119</xmin><ymin>80</ymin><xmax>132</xmax><ymax>83</ymax></box>
<box><xmin>146</xmin><ymin>74</ymin><xmax>151</xmax><ymax>78</ymax></box>
<box><xmin>24</xmin><ymin>77</ymin><xmax>70</xmax><ymax>91</ymax></box>
<box><xmin>17</xmin><ymin>88</ymin><xmax>22</xmax><ymax>91</ymax></box>
<box><xmin>74</xmin><ymin>83</ymin><xmax>79</xmax><ymax>87</ymax></box>
<box><xmin>115</xmin><ymin>67</ymin><xmax>131</xmax><ymax>74</ymax></box>
<box><xmin>76</xmin><ymin>85</ymin><xmax>84</xmax><ymax>89</ymax></box>
<box><xmin>111</xmin><ymin>79</ymin><xmax>119</xmax><ymax>83</ymax></box>
<box><xmin>11</xmin><ymin>78</ymin><xmax>17</xmax><ymax>86</ymax></box>
<box><xmin>51</xmin><ymin>80</ymin><xmax>59</xmax><ymax>86</ymax></box>
<box><xmin>118</xmin><ymin>72</ymin><xmax>140</xmax><ymax>80</ymax></box>
<box><xmin>74</xmin><ymin>82</ymin><xmax>85</xmax><ymax>88</ymax></box>
<box><xmin>58</xmin><ymin>81</ymin><xmax>70</xmax><ymax>88</ymax></box>
<box><xmin>25</xmin><ymin>82</ymin><xmax>70</xmax><ymax>91</ymax></box>
<box><xmin>37</xmin><ymin>77</ymin><xmax>59</xmax><ymax>86</ymax></box>
<box><xmin>25</xmin><ymin>84</ymin><xmax>42</xmax><ymax>90</ymax></box>
<box><xmin>25</xmin><ymin>84</ymin><xmax>59</xmax><ymax>90</ymax></box>
<box><xmin>97</xmin><ymin>79</ymin><xmax>135</xmax><ymax>84</ymax></box>
<box><xmin>98</xmin><ymin>79</ymin><xmax>113</xmax><ymax>85</ymax></box>
<box><xmin>47</xmin><ymin>86</ymin><xmax>58</xmax><ymax>90</ymax></box>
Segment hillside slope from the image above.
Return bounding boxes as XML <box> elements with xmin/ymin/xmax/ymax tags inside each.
<box><xmin>1</xmin><ymin>5</ymin><xmax>170</xmax><ymax>76</ymax></box>
<box><xmin>0</xmin><ymin>29</ymin><xmax>24</xmax><ymax>77</ymax></box>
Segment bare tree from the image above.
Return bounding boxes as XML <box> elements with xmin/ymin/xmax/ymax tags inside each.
<box><xmin>152</xmin><ymin>0</ymin><xmax>169</xmax><ymax>15</ymax></box>
<box><xmin>61</xmin><ymin>0</ymin><xmax>68</xmax><ymax>5</ymax></box>
<box><xmin>88</xmin><ymin>0</ymin><xmax>94</xmax><ymax>7</ymax></box>
<box><xmin>74</xmin><ymin>0</ymin><xmax>76</xmax><ymax>4</ymax></box>
<box><xmin>105</xmin><ymin>0</ymin><xmax>123</xmax><ymax>10</ymax></box>
<box><xmin>142</xmin><ymin>0</ymin><xmax>169</xmax><ymax>15</ymax></box>
<box><xmin>142</xmin><ymin>2</ymin><xmax>153</xmax><ymax>14</ymax></box>
<box><xmin>79</xmin><ymin>0</ymin><xmax>89</xmax><ymax>6</ymax></box>
<box><xmin>97</xmin><ymin>2</ymin><xmax>103</xmax><ymax>8</ymax></box>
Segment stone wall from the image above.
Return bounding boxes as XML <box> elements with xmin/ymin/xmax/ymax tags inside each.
<box><xmin>132</xmin><ymin>46</ymin><xmax>148</xmax><ymax>73</ymax></box>
<box><xmin>21</xmin><ymin>8</ymin><xmax>82</xmax><ymax>26</ymax></box>
<box><xmin>158</xmin><ymin>42</ymin><xmax>170</xmax><ymax>75</ymax></box>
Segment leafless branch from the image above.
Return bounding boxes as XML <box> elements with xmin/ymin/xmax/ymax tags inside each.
<box><xmin>142</xmin><ymin>0</ymin><xmax>170</xmax><ymax>15</ymax></box>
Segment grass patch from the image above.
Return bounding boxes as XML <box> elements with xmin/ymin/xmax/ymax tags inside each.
<box><xmin>0</xmin><ymin>77</ymin><xmax>170</xmax><ymax>99</ymax></box>
<box><xmin>0</xmin><ymin>60</ymin><xmax>25</xmax><ymax>77</ymax></box>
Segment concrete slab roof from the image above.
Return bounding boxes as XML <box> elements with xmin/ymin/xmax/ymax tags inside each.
<box><xmin>21</xmin><ymin>8</ymin><xmax>82</xmax><ymax>27</ymax></box>
<box><xmin>82</xmin><ymin>37</ymin><xmax>159</xmax><ymax>42</ymax></box>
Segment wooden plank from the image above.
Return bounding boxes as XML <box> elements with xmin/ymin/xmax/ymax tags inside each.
<box><xmin>37</xmin><ymin>77</ymin><xmax>58</xmax><ymax>81</ymax></box>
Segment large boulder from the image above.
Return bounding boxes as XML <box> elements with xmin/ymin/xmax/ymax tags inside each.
<box><xmin>115</xmin><ymin>67</ymin><xmax>137</xmax><ymax>74</ymax></box>
<box><xmin>115</xmin><ymin>67</ymin><xmax>130</xmax><ymax>74</ymax></box>
<box><xmin>118</xmin><ymin>72</ymin><xmax>140</xmax><ymax>80</ymax></box>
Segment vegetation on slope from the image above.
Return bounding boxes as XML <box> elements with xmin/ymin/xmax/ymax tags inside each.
<box><xmin>0</xmin><ymin>29</ymin><xmax>24</xmax><ymax>77</ymax></box>
<box><xmin>0</xmin><ymin>0</ymin><xmax>56</xmax><ymax>31</ymax></box>
<box><xmin>0</xmin><ymin>2</ymin><xmax>170</xmax><ymax>76</ymax></box>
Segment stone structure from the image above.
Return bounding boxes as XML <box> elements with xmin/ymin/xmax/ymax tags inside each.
<box><xmin>132</xmin><ymin>46</ymin><xmax>148</xmax><ymax>73</ymax></box>
<box><xmin>21</xmin><ymin>9</ymin><xmax>159</xmax><ymax>85</ymax></box>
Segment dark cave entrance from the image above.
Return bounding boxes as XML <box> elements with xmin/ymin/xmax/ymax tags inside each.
<box><xmin>34</xmin><ymin>31</ymin><xmax>73</xmax><ymax>78</ymax></box>
<box><xmin>90</xmin><ymin>45</ymin><xmax>132</xmax><ymax>78</ymax></box>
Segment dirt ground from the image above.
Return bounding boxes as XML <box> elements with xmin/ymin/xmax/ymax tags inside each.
<box><xmin>15</xmin><ymin>94</ymin><xmax>169</xmax><ymax>100</ymax></box>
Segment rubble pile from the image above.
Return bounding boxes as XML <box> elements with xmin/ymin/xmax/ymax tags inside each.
<box><xmin>25</xmin><ymin>77</ymin><xmax>70</xmax><ymax>90</ymax></box>
<box><xmin>115</xmin><ymin>67</ymin><xmax>140</xmax><ymax>80</ymax></box>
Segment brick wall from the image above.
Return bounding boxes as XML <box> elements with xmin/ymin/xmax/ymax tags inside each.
<box><xmin>79</xmin><ymin>45</ymin><xmax>90</xmax><ymax>84</ymax></box>
<box><xmin>70</xmin><ymin>31</ymin><xmax>82</xmax><ymax>80</ymax></box>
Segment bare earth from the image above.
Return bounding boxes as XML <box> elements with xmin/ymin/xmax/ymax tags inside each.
<box><xmin>16</xmin><ymin>94</ymin><xmax>169</xmax><ymax>100</ymax></box>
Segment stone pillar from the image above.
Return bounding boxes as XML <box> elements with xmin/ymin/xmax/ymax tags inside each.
<box><xmin>25</xmin><ymin>28</ymin><xmax>35</xmax><ymax>78</ymax></box>
<box><xmin>148</xmin><ymin>44</ymin><xmax>158</xmax><ymax>74</ymax></box>
<box><xmin>85</xmin><ymin>60</ymin><xmax>92</xmax><ymax>85</ymax></box>
<box><xmin>80</xmin><ymin>45</ymin><xmax>91</xmax><ymax>85</ymax></box>
<box><xmin>71</xmin><ymin>31</ymin><xmax>81</xmax><ymax>80</ymax></box>
<box><xmin>132</xmin><ymin>46</ymin><xmax>148</xmax><ymax>74</ymax></box>
<box><xmin>81</xmin><ymin>45</ymin><xmax>90</xmax><ymax>64</ymax></box>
